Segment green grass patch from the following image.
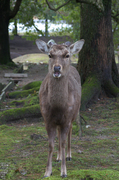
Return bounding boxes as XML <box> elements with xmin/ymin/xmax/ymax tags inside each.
<box><xmin>1</xmin><ymin>97</ymin><xmax>119</xmax><ymax>179</ymax></box>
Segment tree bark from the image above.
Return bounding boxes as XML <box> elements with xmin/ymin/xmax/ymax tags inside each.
<box><xmin>77</xmin><ymin>1</ymin><xmax>119</xmax><ymax>110</ymax></box>
<box><xmin>0</xmin><ymin>0</ymin><xmax>22</xmax><ymax>65</ymax></box>
<box><xmin>13</xmin><ymin>19</ymin><xmax>18</xmax><ymax>36</ymax></box>
<box><xmin>0</xmin><ymin>1</ymin><xmax>12</xmax><ymax>64</ymax></box>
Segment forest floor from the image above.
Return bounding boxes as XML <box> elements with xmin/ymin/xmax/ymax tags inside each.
<box><xmin>0</xmin><ymin>35</ymin><xmax>119</xmax><ymax>180</ymax></box>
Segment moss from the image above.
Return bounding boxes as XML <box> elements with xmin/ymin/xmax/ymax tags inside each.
<box><xmin>104</xmin><ymin>80</ymin><xmax>119</xmax><ymax>97</ymax></box>
<box><xmin>0</xmin><ymin>104</ymin><xmax>41</xmax><ymax>123</ymax></box>
<box><xmin>9</xmin><ymin>95</ymin><xmax>39</xmax><ymax>107</ymax></box>
<box><xmin>0</xmin><ymin>83</ymin><xmax>5</xmax><ymax>92</ymax></box>
<box><xmin>9</xmin><ymin>99</ymin><xmax>25</xmax><ymax>107</ymax></box>
<box><xmin>81</xmin><ymin>74</ymin><xmax>101</xmax><ymax>110</ymax></box>
<box><xmin>8</xmin><ymin>87</ymin><xmax>39</xmax><ymax>99</ymax></box>
<box><xmin>23</xmin><ymin>81</ymin><xmax>42</xmax><ymax>90</ymax></box>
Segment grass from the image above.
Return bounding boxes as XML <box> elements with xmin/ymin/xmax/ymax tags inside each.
<box><xmin>13</xmin><ymin>54</ymin><xmax>48</xmax><ymax>64</ymax></box>
<box><xmin>0</xmin><ymin>97</ymin><xmax>119</xmax><ymax>179</ymax></box>
<box><xmin>12</xmin><ymin>53</ymin><xmax>78</xmax><ymax>64</ymax></box>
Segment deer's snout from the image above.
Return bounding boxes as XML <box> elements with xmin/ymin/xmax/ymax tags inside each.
<box><xmin>53</xmin><ymin>65</ymin><xmax>62</xmax><ymax>78</ymax></box>
<box><xmin>54</xmin><ymin>65</ymin><xmax>61</xmax><ymax>72</ymax></box>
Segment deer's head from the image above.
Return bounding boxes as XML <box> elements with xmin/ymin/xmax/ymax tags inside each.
<box><xmin>36</xmin><ymin>39</ymin><xmax>84</xmax><ymax>79</ymax></box>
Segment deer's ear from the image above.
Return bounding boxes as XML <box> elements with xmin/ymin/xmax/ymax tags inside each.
<box><xmin>70</xmin><ymin>39</ymin><xmax>85</xmax><ymax>55</ymax></box>
<box><xmin>36</xmin><ymin>39</ymin><xmax>49</xmax><ymax>54</ymax></box>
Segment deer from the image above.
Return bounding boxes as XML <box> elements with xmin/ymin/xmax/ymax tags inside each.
<box><xmin>36</xmin><ymin>38</ymin><xmax>85</xmax><ymax>178</ymax></box>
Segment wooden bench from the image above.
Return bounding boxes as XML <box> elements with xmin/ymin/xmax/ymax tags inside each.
<box><xmin>4</xmin><ymin>73</ymin><xmax>28</xmax><ymax>78</ymax></box>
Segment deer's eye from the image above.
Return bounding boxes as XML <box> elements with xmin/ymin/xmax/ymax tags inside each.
<box><xmin>65</xmin><ymin>54</ymin><xmax>69</xmax><ymax>58</ymax></box>
<box><xmin>48</xmin><ymin>54</ymin><xmax>52</xmax><ymax>58</ymax></box>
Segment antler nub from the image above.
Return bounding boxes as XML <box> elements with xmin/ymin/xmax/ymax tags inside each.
<box><xmin>64</xmin><ymin>41</ymin><xmax>71</xmax><ymax>47</ymax></box>
<box><xmin>47</xmin><ymin>39</ymin><xmax>56</xmax><ymax>47</ymax></box>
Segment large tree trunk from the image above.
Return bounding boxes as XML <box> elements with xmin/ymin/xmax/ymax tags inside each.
<box><xmin>77</xmin><ymin>1</ymin><xmax>119</xmax><ymax>110</ymax></box>
<box><xmin>0</xmin><ymin>1</ymin><xmax>12</xmax><ymax>64</ymax></box>
<box><xmin>0</xmin><ymin>0</ymin><xmax>22</xmax><ymax>65</ymax></box>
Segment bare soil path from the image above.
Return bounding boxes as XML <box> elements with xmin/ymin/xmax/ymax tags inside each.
<box><xmin>0</xmin><ymin>35</ymin><xmax>72</xmax><ymax>87</ymax></box>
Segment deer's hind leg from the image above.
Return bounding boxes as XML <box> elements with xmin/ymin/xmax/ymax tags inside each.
<box><xmin>44</xmin><ymin>126</ymin><xmax>56</xmax><ymax>177</ymax></box>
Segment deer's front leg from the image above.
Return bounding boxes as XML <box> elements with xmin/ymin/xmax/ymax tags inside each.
<box><xmin>44</xmin><ymin>127</ymin><xmax>56</xmax><ymax>177</ymax></box>
<box><xmin>56</xmin><ymin>126</ymin><xmax>62</xmax><ymax>162</ymax></box>
<box><xmin>60</xmin><ymin>126</ymin><xmax>70</xmax><ymax>178</ymax></box>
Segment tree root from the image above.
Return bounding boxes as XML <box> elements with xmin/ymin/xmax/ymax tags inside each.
<box><xmin>0</xmin><ymin>104</ymin><xmax>41</xmax><ymax>124</ymax></box>
<box><xmin>103</xmin><ymin>80</ymin><xmax>119</xmax><ymax>97</ymax></box>
<box><xmin>22</xmin><ymin>81</ymin><xmax>42</xmax><ymax>90</ymax></box>
<box><xmin>81</xmin><ymin>74</ymin><xmax>101</xmax><ymax>110</ymax></box>
<box><xmin>8</xmin><ymin>87</ymin><xmax>39</xmax><ymax>99</ymax></box>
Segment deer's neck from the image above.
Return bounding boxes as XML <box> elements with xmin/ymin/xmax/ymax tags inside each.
<box><xmin>48</xmin><ymin>75</ymin><xmax>69</xmax><ymax>108</ymax></box>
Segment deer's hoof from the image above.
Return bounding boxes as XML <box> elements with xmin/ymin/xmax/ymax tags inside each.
<box><xmin>42</xmin><ymin>176</ymin><xmax>48</xmax><ymax>179</ymax></box>
<box><xmin>42</xmin><ymin>173</ymin><xmax>52</xmax><ymax>178</ymax></box>
<box><xmin>66</xmin><ymin>157</ymin><xmax>72</xmax><ymax>161</ymax></box>
<box><xmin>61</xmin><ymin>174</ymin><xmax>67</xmax><ymax>178</ymax></box>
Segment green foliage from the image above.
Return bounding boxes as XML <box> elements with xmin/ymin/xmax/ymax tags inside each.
<box><xmin>10</xmin><ymin>0</ymin><xmax>57</xmax><ymax>37</ymax></box>
<box><xmin>9</xmin><ymin>0</ymin><xmax>119</xmax><ymax>46</ymax></box>
<box><xmin>50</xmin><ymin>26</ymin><xmax>72</xmax><ymax>37</ymax></box>
<box><xmin>111</xmin><ymin>0</ymin><xmax>119</xmax><ymax>49</ymax></box>
<box><xmin>53</xmin><ymin>1</ymin><xmax>81</xmax><ymax>41</ymax></box>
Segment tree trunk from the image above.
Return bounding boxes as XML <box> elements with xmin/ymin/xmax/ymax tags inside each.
<box><xmin>13</xmin><ymin>19</ymin><xmax>18</xmax><ymax>36</ymax></box>
<box><xmin>0</xmin><ymin>3</ymin><xmax>12</xmax><ymax>65</ymax></box>
<box><xmin>45</xmin><ymin>18</ymin><xmax>48</xmax><ymax>37</ymax></box>
<box><xmin>0</xmin><ymin>0</ymin><xmax>22</xmax><ymax>65</ymax></box>
<box><xmin>77</xmin><ymin>1</ymin><xmax>119</xmax><ymax>110</ymax></box>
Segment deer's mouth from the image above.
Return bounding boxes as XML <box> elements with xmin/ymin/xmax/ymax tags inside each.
<box><xmin>53</xmin><ymin>65</ymin><xmax>62</xmax><ymax>78</ymax></box>
<box><xmin>53</xmin><ymin>71</ymin><xmax>61</xmax><ymax>78</ymax></box>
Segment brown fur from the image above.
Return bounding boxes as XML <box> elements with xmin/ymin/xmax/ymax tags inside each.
<box><xmin>39</xmin><ymin>44</ymin><xmax>81</xmax><ymax>177</ymax></box>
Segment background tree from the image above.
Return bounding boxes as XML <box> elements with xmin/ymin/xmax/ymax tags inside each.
<box><xmin>46</xmin><ymin>0</ymin><xmax>119</xmax><ymax>110</ymax></box>
<box><xmin>10</xmin><ymin>0</ymin><xmax>44</xmax><ymax>37</ymax></box>
<box><xmin>10</xmin><ymin>0</ymin><xmax>57</xmax><ymax>38</ymax></box>
<box><xmin>77</xmin><ymin>0</ymin><xmax>119</xmax><ymax>109</ymax></box>
<box><xmin>111</xmin><ymin>0</ymin><xmax>119</xmax><ymax>60</ymax></box>
<box><xmin>0</xmin><ymin>0</ymin><xmax>22</xmax><ymax>65</ymax></box>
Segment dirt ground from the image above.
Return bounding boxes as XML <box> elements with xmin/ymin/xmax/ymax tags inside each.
<box><xmin>0</xmin><ymin>35</ymin><xmax>72</xmax><ymax>87</ymax></box>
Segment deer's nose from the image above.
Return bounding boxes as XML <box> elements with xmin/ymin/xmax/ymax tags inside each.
<box><xmin>54</xmin><ymin>66</ymin><xmax>61</xmax><ymax>72</ymax></box>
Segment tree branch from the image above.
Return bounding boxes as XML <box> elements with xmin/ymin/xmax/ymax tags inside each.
<box><xmin>76</xmin><ymin>0</ymin><xmax>93</xmax><ymax>4</ymax></box>
<box><xmin>76</xmin><ymin>0</ymin><xmax>104</xmax><ymax>11</ymax></box>
<box><xmin>33</xmin><ymin>22</ymin><xmax>44</xmax><ymax>36</ymax></box>
<box><xmin>9</xmin><ymin>0</ymin><xmax>22</xmax><ymax>19</ymax></box>
<box><xmin>113</xmin><ymin>23</ymin><xmax>118</xmax><ymax>35</ymax></box>
<box><xmin>45</xmin><ymin>0</ymin><xmax>71</xmax><ymax>11</ymax></box>
<box><xmin>111</xmin><ymin>12</ymin><xmax>119</xmax><ymax>23</ymax></box>
<box><xmin>46</xmin><ymin>0</ymin><xmax>104</xmax><ymax>12</ymax></box>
